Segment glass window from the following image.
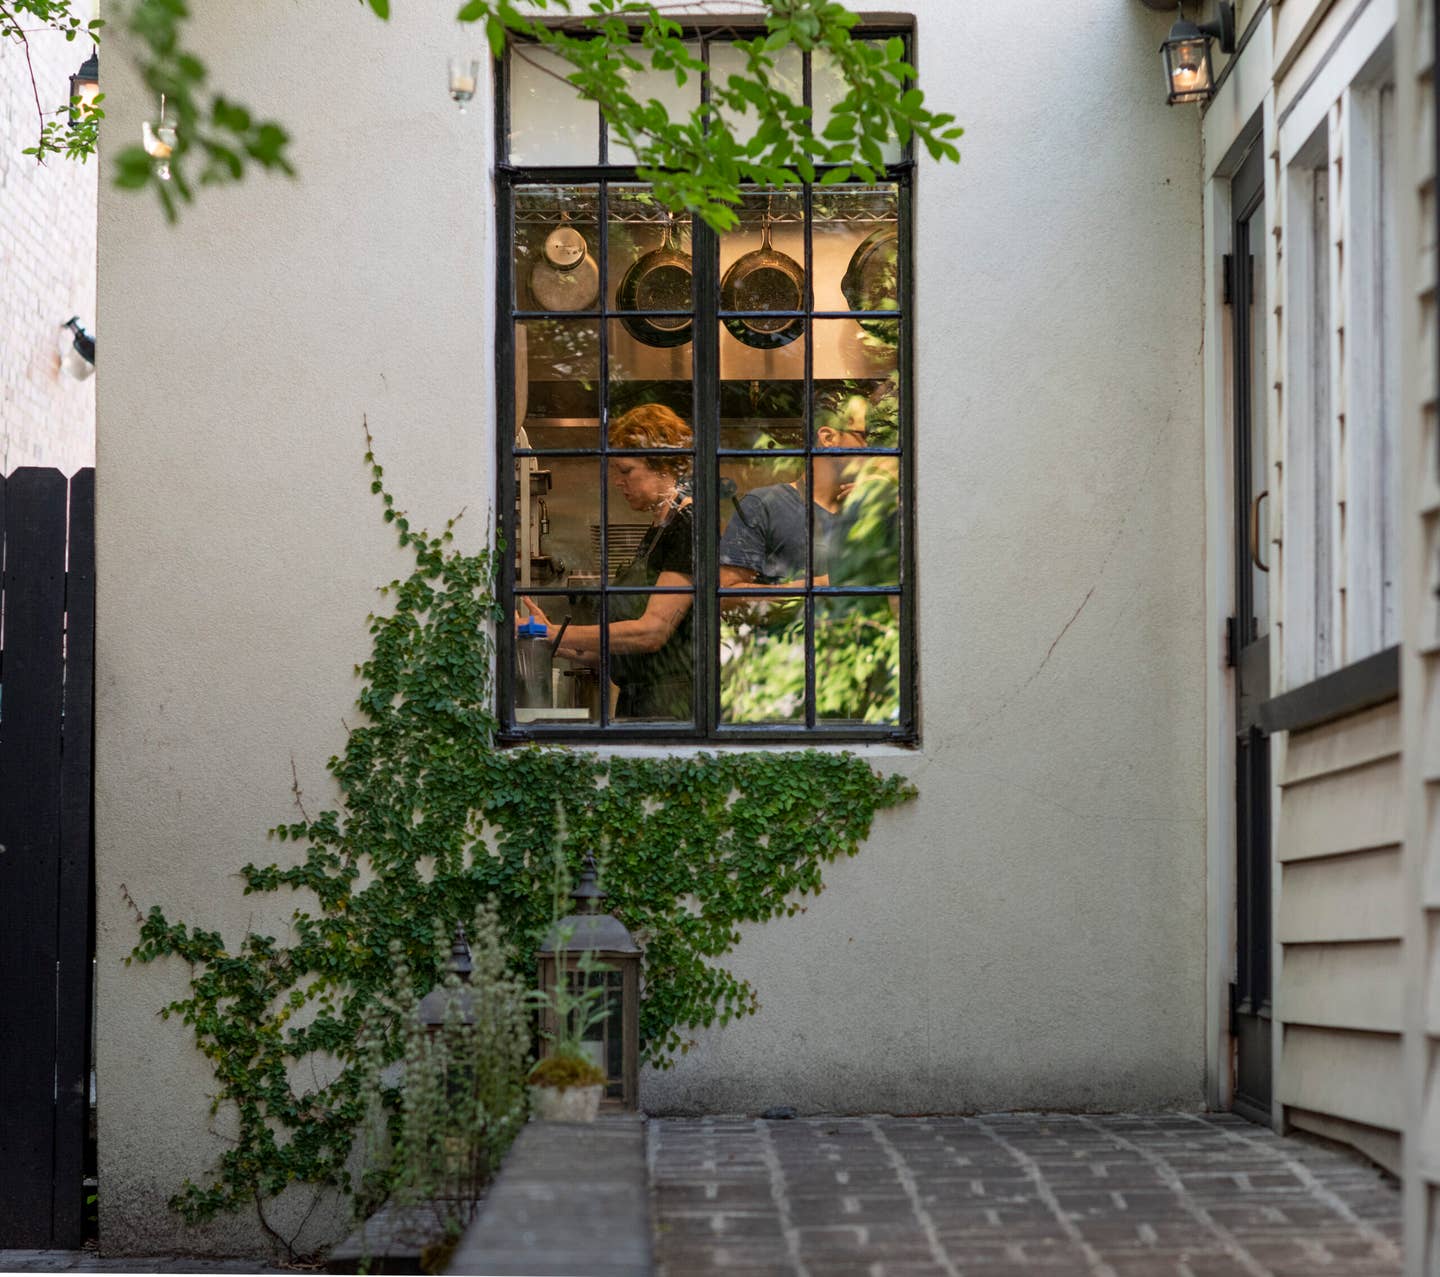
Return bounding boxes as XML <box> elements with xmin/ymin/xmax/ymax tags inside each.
<box><xmin>499</xmin><ymin>32</ymin><xmax>913</xmax><ymax>739</ymax></box>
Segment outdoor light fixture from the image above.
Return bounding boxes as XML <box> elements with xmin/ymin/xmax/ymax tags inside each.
<box><xmin>447</xmin><ymin>56</ymin><xmax>480</xmax><ymax>112</ymax></box>
<box><xmin>141</xmin><ymin>95</ymin><xmax>177</xmax><ymax>180</ymax></box>
<box><xmin>536</xmin><ymin>854</ymin><xmax>641</xmax><ymax>1111</ymax></box>
<box><xmin>59</xmin><ymin>317</ymin><xmax>95</xmax><ymax>380</ymax></box>
<box><xmin>1159</xmin><ymin>2</ymin><xmax>1235</xmax><ymax>105</ymax></box>
<box><xmin>68</xmin><ymin>51</ymin><xmax>99</xmax><ymax>115</ymax></box>
<box><xmin>418</xmin><ymin>924</ymin><xmax>478</xmax><ymax>1030</ymax></box>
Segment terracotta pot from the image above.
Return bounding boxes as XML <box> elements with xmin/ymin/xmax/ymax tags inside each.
<box><xmin>529</xmin><ymin>1082</ymin><xmax>603</xmax><ymax>1122</ymax></box>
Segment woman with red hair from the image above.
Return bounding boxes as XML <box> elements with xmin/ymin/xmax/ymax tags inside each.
<box><xmin>522</xmin><ymin>404</ymin><xmax>694</xmax><ymax>720</ymax></box>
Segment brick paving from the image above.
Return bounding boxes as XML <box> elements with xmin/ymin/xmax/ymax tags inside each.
<box><xmin>649</xmin><ymin>1113</ymin><xmax>1403</xmax><ymax>1277</ymax></box>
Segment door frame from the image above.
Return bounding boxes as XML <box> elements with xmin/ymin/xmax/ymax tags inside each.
<box><xmin>1201</xmin><ymin>22</ymin><xmax>1274</xmax><ymax>1117</ymax></box>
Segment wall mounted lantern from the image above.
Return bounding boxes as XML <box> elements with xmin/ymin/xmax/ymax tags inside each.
<box><xmin>68</xmin><ymin>52</ymin><xmax>99</xmax><ymax>115</ymax></box>
<box><xmin>141</xmin><ymin>95</ymin><xmax>177</xmax><ymax>180</ymax></box>
<box><xmin>535</xmin><ymin>854</ymin><xmax>641</xmax><ymax>1111</ymax></box>
<box><xmin>59</xmin><ymin>317</ymin><xmax>95</xmax><ymax>380</ymax></box>
<box><xmin>1157</xmin><ymin>2</ymin><xmax>1235</xmax><ymax>105</ymax></box>
<box><xmin>448</xmin><ymin>56</ymin><xmax>480</xmax><ymax>112</ymax></box>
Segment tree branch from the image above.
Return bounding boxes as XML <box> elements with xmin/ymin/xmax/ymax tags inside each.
<box><xmin>0</xmin><ymin>0</ymin><xmax>50</xmax><ymax>163</ymax></box>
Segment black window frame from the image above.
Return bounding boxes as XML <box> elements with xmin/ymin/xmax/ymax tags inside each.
<box><xmin>495</xmin><ymin>25</ymin><xmax>918</xmax><ymax>744</ymax></box>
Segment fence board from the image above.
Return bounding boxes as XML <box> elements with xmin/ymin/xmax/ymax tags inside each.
<box><xmin>0</xmin><ymin>469</ymin><xmax>81</xmax><ymax>1246</ymax></box>
<box><xmin>54</xmin><ymin>469</ymin><xmax>95</xmax><ymax>1247</ymax></box>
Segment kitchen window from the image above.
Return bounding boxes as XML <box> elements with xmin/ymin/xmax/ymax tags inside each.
<box><xmin>497</xmin><ymin>31</ymin><xmax>915</xmax><ymax>741</ymax></box>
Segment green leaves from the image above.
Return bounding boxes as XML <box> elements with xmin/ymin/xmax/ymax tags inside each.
<box><xmin>15</xmin><ymin>0</ymin><xmax>961</xmax><ymax>227</ymax></box>
<box><xmin>127</xmin><ymin>429</ymin><xmax>915</xmax><ymax>1232</ymax></box>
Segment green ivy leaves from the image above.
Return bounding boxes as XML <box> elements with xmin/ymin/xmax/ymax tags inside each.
<box><xmin>128</xmin><ymin>434</ymin><xmax>915</xmax><ymax>1229</ymax></box>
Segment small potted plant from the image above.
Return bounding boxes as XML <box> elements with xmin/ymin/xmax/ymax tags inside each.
<box><xmin>528</xmin><ymin>936</ymin><xmax>609</xmax><ymax>1121</ymax></box>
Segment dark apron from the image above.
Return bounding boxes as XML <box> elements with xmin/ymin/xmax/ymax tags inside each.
<box><xmin>609</xmin><ymin>512</ymin><xmax>692</xmax><ymax>720</ymax></box>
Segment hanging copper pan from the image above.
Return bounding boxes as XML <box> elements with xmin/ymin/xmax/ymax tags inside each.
<box><xmin>528</xmin><ymin>213</ymin><xmax>600</xmax><ymax>312</ymax></box>
<box><xmin>720</xmin><ymin>217</ymin><xmax>805</xmax><ymax>350</ymax></box>
<box><xmin>840</xmin><ymin>225</ymin><xmax>900</xmax><ymax>342</ymax></box>
<box><xmin>617</xmin><ymin>219</ymin><xmax>693</xmax><ymax>348</ymax></box>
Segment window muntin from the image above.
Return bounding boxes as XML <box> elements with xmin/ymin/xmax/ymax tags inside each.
<box><xmin>498</xmin><ymin>33</ymin><xmax>914</xmax><ymax>740</ymax></box>
<box><xmin>1280</xmin><ymin>67</ymin><xmax>1400</xmax><ymax>691</ymax></box>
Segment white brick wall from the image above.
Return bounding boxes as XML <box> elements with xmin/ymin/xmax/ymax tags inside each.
<box><xmin>0</xmin><ymin>13</ymin><xmax>97</xmax><ymax>475</ymax></box>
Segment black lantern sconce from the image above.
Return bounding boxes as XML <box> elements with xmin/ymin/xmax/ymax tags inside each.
<box><xmin>69</xmin><ymin>51</ymin><xmax>99</xmax><ymax>117</ymax></box>
<box><xmin>1154</xmin><ymin>2</ymin><xmax>1235</xmax><ymax>105</ymax></box>
<box><xmin>59</xmin><ymin>317</ymin><xmax>95</xmax><ymax>380</ymax></box>
<box><xmin>535</xmin><ymin>854</ymin><xmax>642</xmax><ymax>1111</ymax></box>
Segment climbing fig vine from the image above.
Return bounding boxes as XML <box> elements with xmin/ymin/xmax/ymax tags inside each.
<box><xmin>129</xmin><ymin>436</ymin><xmax>916</xmax><ymax>1226</ymax></box>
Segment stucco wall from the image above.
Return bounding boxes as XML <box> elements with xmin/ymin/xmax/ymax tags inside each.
<box><xmin>0</xmin><ymin>7</ymin><xmax>96</xmax><ymax>472</ymax></box>
<box><xmin>95</xmin><ymin>0</ymin><xmax>1206</xmax><ymax>1254</ymax></box>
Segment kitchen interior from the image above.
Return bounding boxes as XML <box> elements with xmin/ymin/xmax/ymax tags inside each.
<box><xmin>512</xmin><ymin>183</ymin><xmax>899</xmax><ymax>721</ymax></box>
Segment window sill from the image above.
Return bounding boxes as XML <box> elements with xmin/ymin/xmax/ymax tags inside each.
<box><xmin>1258</xmin><ymin>645</ymin><xmax>1400</xmax><ymax>735</ymax></box>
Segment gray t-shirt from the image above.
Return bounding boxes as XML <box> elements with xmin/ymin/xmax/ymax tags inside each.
<box><xmin>718</xmin><ymin>482</ymin><xmax>835</xmax><ymax>583</ymax></box>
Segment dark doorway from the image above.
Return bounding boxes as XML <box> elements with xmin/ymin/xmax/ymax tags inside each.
<box><xmin>1227</xmin><ymin>142</ymin><xmax>1273</xmax><ymax>1123</ymax></box>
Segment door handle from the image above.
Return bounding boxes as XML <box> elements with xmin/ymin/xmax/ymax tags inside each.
<box><xmin>1249</xmin><ymin>489</ymin><xmax>1269</xmax><ymax>573</ymax></box>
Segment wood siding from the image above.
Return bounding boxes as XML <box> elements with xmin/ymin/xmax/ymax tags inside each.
<box><xmin>1276</xmin><ymin>699</ymin><xmax>1404</xmax><ymax>1171</ymax></box>
<box><xmin>1400</xmin><ymin>0</ymin><xmax>1437</xmax><ymax>1267</ymax></box>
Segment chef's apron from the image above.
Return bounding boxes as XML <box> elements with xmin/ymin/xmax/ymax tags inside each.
<box><xmin>609</xmin><ymin>510</ymin><xmax>693</xmax><ymax>721</ymax></box>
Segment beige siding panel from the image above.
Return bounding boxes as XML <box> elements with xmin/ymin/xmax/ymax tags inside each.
<box><xmin>1287</xmin><ymin>1107</ymin><xmax>1403</xmax><ymax>1175</ymax></box>
<box><xmin>1278</xmin><ymin>845</ymin><xmax>1404</xmax><ymax>940</ymax></box>
<box><xmin>1276</xmin><ymin>755</ymin><xmax>1403</xmax><ymax>860</ymax></box>
<box><xmin>1278</xmin><ymin>1024</ymin><xmax>1403</xmax><ymax>1129</ymax></box>
<box><xmin>1282</xmin><ymin>699</ymin><xmax>1401</xmax><ymax>784</ymax></box>
<box><xmin>1277</xmin><ymin>940</ymin><xmax>1404</xmax><ymax>1031</ymax></box>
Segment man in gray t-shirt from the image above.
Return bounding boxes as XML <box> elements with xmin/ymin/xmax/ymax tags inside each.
<box><xmin>718</xmin><ymin>394</ymin><xmax>868</xmax><ymax>591</ymax></box>
<box><xmin>719</xmin><ymin>482</ymin><xmax>837</xmax><ymax>584</ymax></box>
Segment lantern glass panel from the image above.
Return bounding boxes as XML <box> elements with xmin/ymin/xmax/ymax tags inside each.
<box><xmin>1164</xmin><ymin>37</ymin><xmax>1213</xmax><ymax>103</ymax></box>
<box><xmin>568</xmin><ymin>965</ymin><xmax>625</xmax><ymax>1101</ymax></box>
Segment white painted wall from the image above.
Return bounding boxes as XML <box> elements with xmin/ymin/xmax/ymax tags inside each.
<box><xmin>0</xmin><ymin>4</ymin><xmax>96</xmax><ymax>473</ymax></box>
<box><xmin>95</xmin><ymin>1</ymin><xmax>1207</xmax><ymax>1253</ymax></box>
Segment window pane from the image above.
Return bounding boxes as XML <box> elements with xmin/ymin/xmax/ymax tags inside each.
<box><xmin>719</xmin><ymin>378</ymin><xmax>806</xmax><ymax>450</ymax></box>
<box><xmin>813</xmin><ymin>45</ymin><xmax>902</xmax><ymax>166</ymax></box>
<box><xmin>813</xmin><ymin>183</ymin><xmax>899</xmax><ymax>316</ymax></box>
<box><xmin>813</xmin><ymin>322</ymin><xmax>898</xmax><ymax>418</ymax></box>
<box><xmin>609</xmin><ymin>187</ymin><xmax>693</xmax><ymax>324</ymax></box>
<box><xmin>608</xmin><ymin>590</ymin><xmax>695</xmax><ymax>723</ymax></box>
<box><xmin>509</xmin><ymin>47</ymin><xmax>599</xmax><ymax>165</ymax></box>
<box><xmin>608</xmin><ymin>320</ymin><xmax>693</xmax><ymax>425</ymax></box>
<box><xmin>515</xmin><ymin>185</ymin><xmax>600</xmax><ymax>312</ymax></box>
<box><xmin>815</xmin><ymin>597</ymin><xmax>900</xmax><ymax>724</ymax></box>
<box><xmin>708</xmin><ymin>42</ymin><xmax>802</xmax><ymax>148</ymax></box>
<box><xmin>718</xmin><ymin>457</ymin><xmax>810</xmax><ymax>588</ymax></box>
<box><xmin>719</xmin><ymin>596</ymin><xmax>806</xmax><ymax>724</ymax></box>
<box><xmin>516</xmin><ymin>319</ymin><xmax>600</xmax><ymax>445</ymax></box>
<box><xmin>514</xmin><ymin>457</ymin><xmax>605</xmax><ymax>587</ymax></box>
<box><xmin>720</xmin><ymin>320</ymin><xmax>806</xmax><ymax>388</ymax></box>
<box><xmin>823</xmin><ymin>458</ymin><xmax>900</xmax><ymax>588</ymax></box>
<box><xmin>514</xmin><ymin>593</ymin><xmax>602</xmax><ymax>726</ymax></box>
<box><xmin>607</xmin><ymin>43</ymin><xmax>703</xmax><ymax>166</ymax></box>
<box><xmin>720</xmin><ymin>189</ymin><xmax>805</xmax><ymax>324</ymax></box>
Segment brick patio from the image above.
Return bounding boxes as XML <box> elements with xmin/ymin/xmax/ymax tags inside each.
<box><xmin>649</xmin><ymin>1113</ymin><xmax>1402</xmax><ymax>1276</ymax></box>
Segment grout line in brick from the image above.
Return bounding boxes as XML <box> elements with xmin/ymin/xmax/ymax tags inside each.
<box><xmin>1183</xmin><ymin>1112</ymin><xmax>1403</xmax><ymax>1263</ymax></box>
<box><xmin>971</xmin><ymin>1115</ymin><xmax>1119</xmax><ymax>1277</ymax></box>
<box><xmin>1073</xmin><ymin>1115</ymin><xmax>1272</xmax><ymax>1277</ymax></box>
<box><xmin>864</xmin><ymin>1119</ymin><xmax>962</xmax><ymax>1277</ymax></box>
<box><xmin>754</xmin><ymin>1118</ymin><xmax>808</xmax><ymax>1277</ymax></box>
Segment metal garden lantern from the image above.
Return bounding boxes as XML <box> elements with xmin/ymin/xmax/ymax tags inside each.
<box><xmin>418</xmin><ymin>924</ymin><xmax>477</xmax><ymax>1031</ymax></box>
<box><xmin>536</xmin><ymin>854</ymin><xmax>641</xmax><ymax>1111</ymax></box>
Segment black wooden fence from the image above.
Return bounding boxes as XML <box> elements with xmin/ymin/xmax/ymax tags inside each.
<box><xmin>0</xmin><ymin>468</ymin><xmax>96</xmax><ymax>1248</ymax></box>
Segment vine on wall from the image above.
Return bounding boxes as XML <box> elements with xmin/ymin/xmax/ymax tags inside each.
<box><xmin>129</xmin><ymin>437</ymin><xmax>916</xmax><ymax>1225</ymax></box>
